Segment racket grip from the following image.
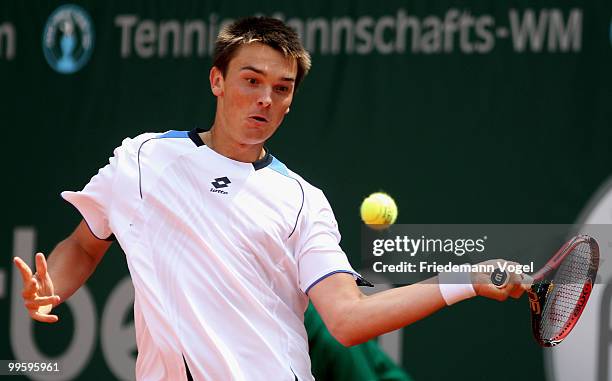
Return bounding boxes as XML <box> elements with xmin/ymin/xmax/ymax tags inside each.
<box><xmin>490</xmin><ymin>268</ymin><xmax>509</xmax><ymax>288</ymax></box>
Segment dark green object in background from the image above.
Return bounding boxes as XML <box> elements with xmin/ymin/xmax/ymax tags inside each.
<box><xmin>306</xmin><ymin>303</ymin><xmax>413</xmax><ymax>381</ymax></box>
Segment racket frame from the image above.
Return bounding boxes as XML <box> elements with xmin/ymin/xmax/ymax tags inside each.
<box><xmin>527</xmin><ymin>234</ymin><xmax>599</xmax><ymax>347</ymax></box>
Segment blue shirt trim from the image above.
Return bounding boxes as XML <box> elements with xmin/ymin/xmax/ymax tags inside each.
<box><xmin>266</xmin><ymin>156</ymin><xmax>304</xmax><ymax>239</ymax></box>
<box><xmin>268</xmin><ymin>156</ymin><xmax>290</xmax><ymax>177</ymax></box>
<box><xmin>305</xmin><ymin>270</ymin><xmax>357</xmax><ymax>294</ymax></box>
<box><xmin>305</xmin><ymin>270</ymin><xmax>374</xmax><ymax>293</ymax></box>
<box><xmin>156</xmin><ymin>130</ymin><xmax>189</xmax><ymax>139</ymax></box>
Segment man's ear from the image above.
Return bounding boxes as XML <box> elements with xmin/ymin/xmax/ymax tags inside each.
<box><xmin>210</xmin><ymin>66</ymin><xmax>224</xmax><ymax>97</ymax></box>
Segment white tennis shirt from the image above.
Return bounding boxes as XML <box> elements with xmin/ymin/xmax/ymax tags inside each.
<box><xmin>61</xmin><ymin>129</ymin><xmax>365</xmax><ymax>381</ymax></box>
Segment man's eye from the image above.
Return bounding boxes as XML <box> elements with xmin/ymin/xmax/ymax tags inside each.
<box><xmin>247</xmin><ymin>78</ymin><xmax>257</xmax><ymax>85</ymax></box>
<box><xmin>275</xmin><ymin>86</ymin><xmax>289</xmax><ymax>93</ymax></box>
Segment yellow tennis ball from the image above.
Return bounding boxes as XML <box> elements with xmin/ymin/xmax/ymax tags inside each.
<box><xmin>360</xmin><ymin>192</ymin><xmax>398</xmax><ymax>230</ymax></box>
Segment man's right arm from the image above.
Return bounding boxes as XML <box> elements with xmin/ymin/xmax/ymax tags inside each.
<box><xmin>13</xmin><ymin>219</ymin><xmax>112</xmax><ymax>322</ymax></box>
<box><xmin>46</xmin><ymin>220</ymin><xmax>113</xmax><ymax>303</ymax></box>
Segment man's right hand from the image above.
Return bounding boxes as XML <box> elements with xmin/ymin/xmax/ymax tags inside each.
<box><xmin>13</xmin><ymin>253</ymin><xmax>61</xmax><ymax>323</ymax></box>
<box><xmin>471</xmin><ymin>259</ymin><xmax>533</xmax><ymax>301</ymax></box>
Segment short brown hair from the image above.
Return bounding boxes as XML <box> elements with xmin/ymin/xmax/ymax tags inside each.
<box><xmin>213</xmin><ymin>16</ymin><xmax>311</xmax><ymax>89</ymax></box>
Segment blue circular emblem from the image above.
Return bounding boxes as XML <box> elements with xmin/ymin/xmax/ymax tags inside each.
<box><xmin>42</xmin><ymin>4</ymin><xmax>95</xmax><ymax>74</ymax></box>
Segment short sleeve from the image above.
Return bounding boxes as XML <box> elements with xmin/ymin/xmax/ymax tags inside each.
<box><xmin>295</xmin><ymin>188</ymin><xmax>359</xmax><ymax>293</ymax></box>
<box><xmin>60</xmin><ymin>140</ymin><xmax>126</xmax><ymax>240</ymax></box>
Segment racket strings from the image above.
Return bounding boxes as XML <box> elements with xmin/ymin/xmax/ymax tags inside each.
<box><xmin>539</xmin><ymin>242</ymin><xmax>593</xmax><ymax>340</ymax></box>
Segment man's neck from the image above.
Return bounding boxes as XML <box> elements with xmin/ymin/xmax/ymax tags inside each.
<box><xmin>199</xmin><ymin>128</ymin><xmax>266</xmax><ymax>163</ymax></box>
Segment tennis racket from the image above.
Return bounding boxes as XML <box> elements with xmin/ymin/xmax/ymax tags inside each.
<box><xmin>490</xmin><ymin>234</ymin><xmax>599</xmax><ymax>347</ymax></box>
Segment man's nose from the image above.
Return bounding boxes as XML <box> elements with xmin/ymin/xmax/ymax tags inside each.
<box><xmin>257</xmin><ymin>87</ymin><xmax>272</xmax><ymax>107</ymax></box>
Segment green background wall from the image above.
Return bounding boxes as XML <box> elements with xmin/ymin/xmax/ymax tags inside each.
<box><xmin>1</xmin><ymin>1</ymin><xmax>611</xmax><ymax>380</ymax></box>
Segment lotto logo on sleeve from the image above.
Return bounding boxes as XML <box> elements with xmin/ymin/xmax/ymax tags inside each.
<box><xmin>211</xmin><ymin>177</ymin><xmax>231</xmax><ymax>189</ymax></box>
<box><xmin>210</xmin><ymin>177</ymin><xmax>231</xmax><ymax>194</ymax></box>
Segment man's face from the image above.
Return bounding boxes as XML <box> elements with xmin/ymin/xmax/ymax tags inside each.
<box><xmin>210</xmin><ymin>42</ymin><xmax>298</xmax><ymax>145</ymax></box>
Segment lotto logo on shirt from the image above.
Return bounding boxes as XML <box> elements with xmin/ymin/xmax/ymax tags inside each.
<box><xmin>210</xmin><ymin>177</ymin><xmax>231</xmax><ymax>194</ymax></box>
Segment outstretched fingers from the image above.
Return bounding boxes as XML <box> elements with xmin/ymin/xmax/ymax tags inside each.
<box><xmin>24</xmin><ymin>295</ymin><xmax>60</xmax><ymax>310</ymax></box>
<box><xmin>14</xmin><ymin>257</ymin><xmax>39</xmax><ymax>298</ymax></box>
<box><xmin>30</xmin><ymin>310</ymin><xmax>59</xmax><ymax>323</ymax></box>
<box><xmin>13</xmin><ymin>257</ymin><xmax>33</xmax><ymax>285</ymax></box>
<box><xmin>24</xmin><ymin>295</ymin><xmax>60</xmax><ymax>324</ymax></box>
<box><xmin>14</xmin><ymin>254</ymin><xmax>60</xmax><ymax>323</ymax></box>
<box><xmin>22</xmin><ymin>278</ymin><xmax>38</xmax><ymax>299</ymax></box>
<box><xmin>35</xmin><ymin>253</ymin><xmax>49</xmax><ymax>278</ymax></box>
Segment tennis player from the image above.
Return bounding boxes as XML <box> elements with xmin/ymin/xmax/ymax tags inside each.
<box><xmin>13</xmin><ymin>16</ymin><xmax>529</xmax><ymax>381</ymax></box>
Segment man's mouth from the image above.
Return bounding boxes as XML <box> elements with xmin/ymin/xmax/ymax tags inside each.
<box><xmin>250</xmin><ymin>115</ymin><xmax>268</xmax><ymax>123</ymax></box>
